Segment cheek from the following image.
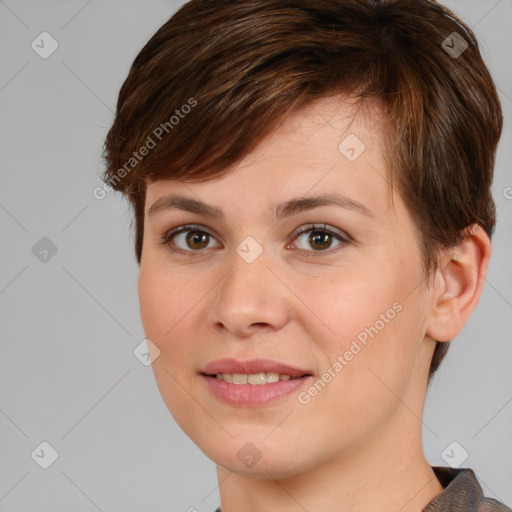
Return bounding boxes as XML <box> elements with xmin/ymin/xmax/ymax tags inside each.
<box><xmin>304</xmin><ymin>263</ymin><xmax>421</xmax><ymax>391</ymax></box>
<box><xmin>298</xmin><ymin>268</ymin><xmax>403</xmax><ymax>353</ymax></box>
<box><xmin>138</xmin><ymin>270</ymin><xmax>168</xmax><ymax>338</ymax></box>
<box><xmin>138</xmin><ymin>267</ymin><xmax>194</xmax><ymax>356</ymax></box>
<box><xmin>138</xmin><ymin>268</ymin><xmax>201</xmax><ymax>424</ymax></box>
<box><xmin>302</xmin><ymin>281</ymin><xmax>420</xmax><ymax>433</ymax></box>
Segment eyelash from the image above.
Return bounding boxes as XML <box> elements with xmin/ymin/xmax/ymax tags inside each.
<box><xmin>160</xmin><ymin>223</ymin><xmax>351</xmax><ymax>257</ymax></box>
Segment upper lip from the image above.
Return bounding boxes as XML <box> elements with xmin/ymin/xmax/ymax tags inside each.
<box><xmin>201</xmin><ymin>358</ymin><xmax>313</xmax><ymax>378</ymax></box>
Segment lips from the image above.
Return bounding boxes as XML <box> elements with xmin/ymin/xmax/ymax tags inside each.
<box><xmin>201</xmin><ymin>358</ymin><xmax>313</xmax><ymax>379</ymax></box>
<box><xmin>200</xmin><ymin>358</ymin><xmax>314</xmax><ymax>406</ymax></box>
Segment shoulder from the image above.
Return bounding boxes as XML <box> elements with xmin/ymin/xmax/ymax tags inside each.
<box><xmin>423</xmin><ymin>466</ymin><xmax>511</xmax><ymax>512</ymax></box>
<box><xmin>476</xmin><ymin>497</ymin><xmax>512</xmax><ymax>512</ymax></box>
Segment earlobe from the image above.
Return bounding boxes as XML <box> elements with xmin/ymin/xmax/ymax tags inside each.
<box><xmin>426</xmin><ymin>224</ymin><xmax>492</xmax><ymax>342</ymax></box>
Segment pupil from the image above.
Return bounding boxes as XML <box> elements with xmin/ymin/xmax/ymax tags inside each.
<box><xmin>187</xmin><ymin>231</ymin><xmax>208</xmax><ymax>249</ymax></box>
<box><xmin>310</xmin><ymin>231</ymin><xmax>331</xmax><ymax>250</ymax></box>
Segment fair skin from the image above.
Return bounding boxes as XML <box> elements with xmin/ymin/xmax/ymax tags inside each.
<box><xmin>138</xmin><ymin>94</ymin><xmax>491</xmax><ymax>512</ymax></box>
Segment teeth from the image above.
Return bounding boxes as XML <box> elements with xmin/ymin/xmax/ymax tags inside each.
<box><xmin>215</xmin><ymin>372</ymin><xmax>297</xmax><ymax>384</ymax></box>
<box><xmin>247</xmin><ymin>373</ymin><xmax>264</xmax><ymax>385</ymax></box>
<box><xmin>233</xmin><ymin>373</ymin><xmax>247</xmax><ymax>384</ymax></box>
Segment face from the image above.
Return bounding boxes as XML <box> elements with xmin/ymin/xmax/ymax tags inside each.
<box><xmin>138</xmin><ymin>95</ymin><xmax>437</xmax><ymax>478</ymax></box>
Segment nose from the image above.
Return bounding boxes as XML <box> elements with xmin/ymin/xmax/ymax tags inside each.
<box><xmin>207</xmin><ymin>243</ymin><xmax>291</xmax><ymax>338</ymax></box>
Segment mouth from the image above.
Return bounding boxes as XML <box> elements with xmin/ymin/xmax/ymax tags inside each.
<box><xmin>202</xmin><ymin>371</ymin><xmax>312</xmax><ymax>384</ymax></box>
<box><xmin>199</xmin><ymin>358</ymin><xmax>313</xmax><ymax>405</ymax></box>
<box><xmin>200</xmin><ymin>357</ymin><xmax>313</xmax><ymax>381</ymax></box>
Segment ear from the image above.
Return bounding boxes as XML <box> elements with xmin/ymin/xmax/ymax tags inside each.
<box><xmin>426</xmin><ymin>224</ymin><xmax>492</xmax><ymax>342</ymax></box>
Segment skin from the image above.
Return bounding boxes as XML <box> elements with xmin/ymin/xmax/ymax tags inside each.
<box><xmin>138</xmin><ymin>94</ymin><xmax>491</xmax><ymax>512</ymax></box>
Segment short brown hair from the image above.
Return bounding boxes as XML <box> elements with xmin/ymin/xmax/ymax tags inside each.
<box><xmin>102</xmin><ymin>0</ymin><xmax>503</xmax><ymax>380</ymax></box>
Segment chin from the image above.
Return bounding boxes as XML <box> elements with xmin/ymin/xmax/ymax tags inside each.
<box><xmin>201</xmin><ymin>437</ymin><xmax>316</xmax><ymax>480</ymax></box>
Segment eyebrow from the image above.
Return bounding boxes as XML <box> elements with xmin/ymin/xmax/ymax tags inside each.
<box><xmin>147</xmin><ymin>193</ymin><xmax>375</xmax><ymax>221</ymax></box>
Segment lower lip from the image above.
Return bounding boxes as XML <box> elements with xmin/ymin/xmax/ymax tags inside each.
<box><xmin>201</xmin><ymin>374</ymin><xmax>313</xmax><ymax>406</ymax></box>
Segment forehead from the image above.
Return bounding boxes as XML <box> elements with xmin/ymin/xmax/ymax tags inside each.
<box><xmin>145</xmin><ymin>94</ymin><xmax>394</xmax><ymax>219</ymax></box>
<box><xmin>230</xmin><ymin>94</ymin><xmax>387</xmax><ymax>170</ymax></box>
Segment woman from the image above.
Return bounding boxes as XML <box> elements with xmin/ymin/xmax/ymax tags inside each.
<box><xmin>102</xmin><ymin>1</ymin><xmax>510</xmax><ymax>510</ymax></box>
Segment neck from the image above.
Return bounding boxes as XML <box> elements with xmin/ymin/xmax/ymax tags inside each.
<box><xmin>216</xmin><ymin>408</ymin><xmax>443</xmax><ymax>512</ymax></box>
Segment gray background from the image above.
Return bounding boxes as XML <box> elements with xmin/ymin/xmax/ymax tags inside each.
<box><xmin>0</xmin><ymin>0</ymin><xmax>510</xmax><ymax>510</ymax></box>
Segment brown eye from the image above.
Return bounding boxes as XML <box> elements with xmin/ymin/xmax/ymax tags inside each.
<box><xmin>308</xmin><ymin>230</ymin><xmax>333</xmax><ymax>250</ymax></box>
<box><xmin>289</xmin><ymin>224</ymin><xmax>349</xmax><ymax>255</ymax></box>
<box><xmin>162</xmin><ymin>224</ymin><xmax>220</xmax><ymax>253</ymax></box>
<box><xmin>162</xmin><ymin>223</ymin><xmax>350</xmax><ymax>256</ymax></box>
<box><xmin>184</xmin><ymin>230</ymin><xmax>210</xmax><ymax>250</ymax></box>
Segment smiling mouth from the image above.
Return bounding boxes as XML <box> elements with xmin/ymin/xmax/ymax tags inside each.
<box><xmin>200</xmin><ymin>361</ymin><xmax>315</xmax><ymax>405</ymax></box>
<box><xmin>203</xmin><ymin>372</ymin><xmax>312</xmax><ymax>384</ymax></box>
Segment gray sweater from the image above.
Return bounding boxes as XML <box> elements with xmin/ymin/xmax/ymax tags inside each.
<box><xmin>214</xmin><ymin>466</ymin><xmax>511</xmax><ymax>511</ymax></box>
